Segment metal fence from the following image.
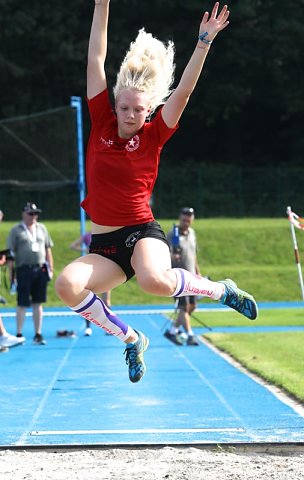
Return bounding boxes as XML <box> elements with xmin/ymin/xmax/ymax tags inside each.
<box><xmin>1</xmin><ymin>164</ymin><xmax>302</xmax><ymax>220</ymax></box>
<box><xmin>1</xmin><ymin>102</ymin><xmax>302</xmax><ymax>220</ymax></box>
<box><xmin>152</xmin><ymin>164</ymin><xmax>304</xmax><ymax>218</ymax></box>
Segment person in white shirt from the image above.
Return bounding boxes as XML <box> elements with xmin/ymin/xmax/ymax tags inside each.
<box><xmin>7</xmin><ymin>203</ymin><xmax>54</xmax><ymax>345</ymax></box>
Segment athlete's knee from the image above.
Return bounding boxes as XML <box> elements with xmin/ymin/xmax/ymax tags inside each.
<box><xmin>55</xmin><ymin>272</ymin><xmax>70</xmax><ymax>300</ymax></box>
<box><xmin>137</xmin><ymin>269</ymin><xmax>174</xmax><ymax>296</ymax></box>
<box><xmin>55</xmin><ymin>267</ymin><xmax>83</xmax><ymax>301</ymax></box>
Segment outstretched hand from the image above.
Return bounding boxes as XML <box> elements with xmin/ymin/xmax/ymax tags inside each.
<box><xmin>199</xmin><ymin>2</ymin><xmax>230</xmax><ymax>41</ymax></box>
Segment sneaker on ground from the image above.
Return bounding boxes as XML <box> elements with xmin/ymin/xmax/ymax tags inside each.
<box><xmin>187</xmin><ymin>335</ymin><xmax>200</xmax><ymax>346</ymax></box>
<box><xmin>33</xmin><ymin>333</ymin><xmax>47</xmax><ymax>345</ymax></box>
<box><xmin>164</xmin><ymin>330</ymin><xmax>184</xmax><ymax>346</ymax></box>
<box><xmin>84</xmin><ymin>327</ymin><xmax>92</xmax><ymax>336</ymax></box>
<box><xmin>0</xmin><ymin>333</ymin><xmax>25</xmax><ymax>348</ymax></box>
<box><xmin>219</xmin><ymin>279</ymin><xmax>258</xmax><ymax>320</ymax></box>
<box><xmin>124</xmin><ymin>330</ymin><xmax>149</xmax><ymax>383</ymax></box>
<box><xmin>57</xmin><ymin>330</ymin><xmax>76</xmax><ymax>338</ymax></box>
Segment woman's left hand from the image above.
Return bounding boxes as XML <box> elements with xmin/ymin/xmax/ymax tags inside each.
<box><xmin>199</xmin><ymin>2</ymin><xmax>230</xmax><ymax>42</ymax></box>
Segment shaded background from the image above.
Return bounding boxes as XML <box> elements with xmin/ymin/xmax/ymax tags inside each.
<box><xmin>1</xmin><ymin>0</ymin><xmax>304</xmax><ymax>218</ymax></box>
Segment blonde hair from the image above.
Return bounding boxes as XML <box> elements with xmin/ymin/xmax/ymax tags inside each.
<box><xmin>113</xmin><ymin>28</ymin><xmax>175</xmax><ymax>114</ymax></box>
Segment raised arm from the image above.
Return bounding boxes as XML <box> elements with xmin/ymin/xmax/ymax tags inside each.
<box><xmin>162</xmin><ymin>2</ymin><xmax>230</xmax><ymax>128</ymax></box>
<box><xmin>87</xmin><ymin>0</ymin><xmax>110</xmax><ymax>99</ymax></box>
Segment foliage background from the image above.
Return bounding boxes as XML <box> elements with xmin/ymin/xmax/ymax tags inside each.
<box><xmin>1</xmin><ymin>0</ymin><xmax>304</xmax><ymax>171</ymax></box>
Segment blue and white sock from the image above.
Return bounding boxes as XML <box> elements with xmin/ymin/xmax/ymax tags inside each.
<box><xmin>71</xmin><ymin>291</ymin><xmax>132</xmax><ymax>342</ymax></box>
<box><xmin>171</xmin><ymin>268</ymin><xmax>224</xmax><ymax>301</ymax></box>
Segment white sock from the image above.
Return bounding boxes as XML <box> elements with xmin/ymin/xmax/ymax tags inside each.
<box><xmin>171</xmin><ymin>268</ymin><xmax>225</xmax><ymax>301</ymax></box>
<box><xmin>169</xmin><ymin>326</ymin><xmax>178</xmax><ymax>335</ymax></box>
<box><xmin>71</xmin><ymin>291</ymin><xmax>132</xmax><ymax>342</ymax></box>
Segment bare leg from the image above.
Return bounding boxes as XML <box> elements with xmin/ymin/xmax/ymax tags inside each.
<box><xmin>132</xmin><ymin>238</ymin><xmax>258</xmax><ymax>320</ymax></box>
<box><xmin>16</xmin><ymin>306</ymin><xmax>27</xmax><ymax>335</ymax></box>
<box><xmin>55</xmin><ymin>254</ymin><xmax>149</xmax><ymax>383</ymax></box>
<box><xmin>55</xmin><ymin>254</ymin><xmax>137</xmax><ymax>343</ymax></box>
<box><xmin>0</xmin><ymin>317</ymin><xmax>6</xmax><ymax>336</ymax></box>
<box><xmin>175</xmin><ymin>309</ymin><xmax>188</xmax><ymax>331</ymax></box>
<box><xmin>132</xmin><ymin>238</ymin><xmax>223</xmax><ymax>298</ymax></box>
<box><xmin>32</xmin><ymin>303</ymin><xmax>43</xmax><ymax>334</ymax></box>
<box><xmin>101</xmin><ymin>290</ymin><xmax>111</xmax><ymax>307</ymax></box>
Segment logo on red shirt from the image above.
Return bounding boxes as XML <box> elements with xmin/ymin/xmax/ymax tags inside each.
<box><xmin>100</xmin><ymin>137</ymin><xmax>113</xmax><ymax>147</ymax></box>
<box><xmin>126</xmin><ymin>135</ymin><xmax>140</xmax><ymax>152</ymax></box>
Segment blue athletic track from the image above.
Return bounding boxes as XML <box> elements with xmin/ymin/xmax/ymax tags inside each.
<box><xmin>1</xmin><ymin>304</ymin><xmax>304</xmax><ymax>448</ymax></box>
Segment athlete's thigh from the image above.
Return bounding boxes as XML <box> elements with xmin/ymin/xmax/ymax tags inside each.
<box><xmin>131</xmin><ymin>238</ymin><xmax>171</xmax><ymax>275</ymax></box>
<box><xmin>63</xmin><ymin>253</ymin><xmax>126</xmax><ymax>293</ymax></box>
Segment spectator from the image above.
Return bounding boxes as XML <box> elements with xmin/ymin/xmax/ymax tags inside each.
<box><xmin>70</xmin><ymin>231</ymin><xmax>111</xmax><ymax>335</ymax></box>
<box><xmin>0</xmin><ymin>210</ymin><xmax>25</xmax><ymax>349</ymax></box>
<box><xmin>7</xmin><ymin>202</ymin><xmax>54</xmax><ymax>345</ymax></box>
<box><xmin>165</xmin><ymin>208</ymin><xmax>200</xmax><ymax>346</ymax></box>
<box><xmin>0</xmin><ymin>316</ymin><xmax>25</xmax><ymax>350</ymax></box>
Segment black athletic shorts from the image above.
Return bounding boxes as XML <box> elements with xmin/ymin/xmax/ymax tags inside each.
<box><xmin>89</xmin><ymin>221</ymin><xmax>169</xmax><ymax>281</ymax></box>
<box><xmin>16</xmin><ymin>264</ymin><xmax>49</xmax><ymax>307</ymax></box>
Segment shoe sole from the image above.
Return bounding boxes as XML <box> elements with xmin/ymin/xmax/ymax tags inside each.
<box><xmin>240</xmin><ymin>293</ymin><xmax>258</xmax><ymax>320</ymax></box>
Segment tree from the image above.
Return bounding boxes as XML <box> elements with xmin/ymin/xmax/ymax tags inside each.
<box><xmin>1</xmin><ymin>0</ymin><xmax>304</xmax><ymax>167</ymax></box>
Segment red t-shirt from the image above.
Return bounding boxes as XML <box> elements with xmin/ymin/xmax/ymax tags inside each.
<box><xmin>81</xmin><ymin>89</ymin><xmax>178</xmax><ymax>226</ymax></box>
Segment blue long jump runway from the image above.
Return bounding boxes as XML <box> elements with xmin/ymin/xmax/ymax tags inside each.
<box><xmin>1</xmin><ymin>306</ymin><xmax>304</xmax><ymax>447</ymax></box>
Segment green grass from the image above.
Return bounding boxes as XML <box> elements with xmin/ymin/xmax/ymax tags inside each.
<box><xmin>204</xmin><ymin>331</ymin><xmax>304</xmax><ymax>402</ymax></box>
<box><xmin>188</xmin><ymin>308</ymin><xmax>304</xmax><ymax>402</ymax></box>
<box><xmin>0</xmin><ymin>217</ymin><xmax>302</xmax><ymax>306</ymax></box>
<box><xmin>168</xmin><ymin>307</ymin><xmax>304</xmax><ymax>403</ymax></box>
<box><xmin>190</xmin><ymin>308</ymin><xmax>304</xmax><ymax>328</ymax></box>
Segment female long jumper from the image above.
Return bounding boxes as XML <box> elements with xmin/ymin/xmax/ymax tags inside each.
<box><xmin>56</xmin><ymin>1</ymin><xmax>258</xmax><ymax>383</ymax></box>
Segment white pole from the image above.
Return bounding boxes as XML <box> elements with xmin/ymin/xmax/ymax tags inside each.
<box><xmin>287</xmin><ymin>206</ymin><xmax>304</xmax><ymax>301</ymax></box>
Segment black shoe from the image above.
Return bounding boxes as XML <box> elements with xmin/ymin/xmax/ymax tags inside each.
<box><xmin>164</xmin><ymin>330</ymin><xmax>184</xmax><ymax>346</ymax></box>
<box><xmin>187</xmin><ymin>335</ymin><xmax>200</xmax><ymax>346</ymax></box>
<box><xmin>16</xmin><ymin>333</ymin><xmax>23</xmax><ymax>338</ymax></box>
<box><xmin>56</xmin><ymin>330</ymin><xmax>76</xmax><ymax>338</ymax></box>
<box><xmin>33</xmin><ymin>333</ymin><xmax>46</xmax><ymax>345</ymax></box>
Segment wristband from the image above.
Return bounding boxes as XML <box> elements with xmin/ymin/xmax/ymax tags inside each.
<box><xmin>198</xmin><ymin>32</ymin><xmax>212</xmax><ymax>45</ymax></box>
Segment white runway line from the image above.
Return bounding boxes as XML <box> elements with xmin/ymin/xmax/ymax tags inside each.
<box><xmin>30</xmin><ymin>427</ymin><xmax>245</xmax><ymax>436</ymax></box>
<box><xmin>15</xmin><ymin>335</ymin><xmax>79</xmax><ymax>446</ymax></box>
<box><xmin>1</xmin><ymin>307</ymin><xmax>230</xmax><ymax>318</ymax></box>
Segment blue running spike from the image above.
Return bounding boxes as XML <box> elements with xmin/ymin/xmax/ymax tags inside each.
<box><xmin>219</xmin><ymin>279</ymin><xmax>258</xmax><ymax>320</ymax></box>
<box><xmin>124</xmin><ymin>330</ymin><xmax>149</xmax><ymax>383</ymax></box>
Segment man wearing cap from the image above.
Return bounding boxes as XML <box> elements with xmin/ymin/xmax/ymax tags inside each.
<box><xmin>165</xmin><ymin>207</ymin><xmax>201</xmax><ymax>346</ymax></box>
<box><xmin>6</xmin><ymin>203</ymin><xmax>54</xmax><ymax>345</ymax></box>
